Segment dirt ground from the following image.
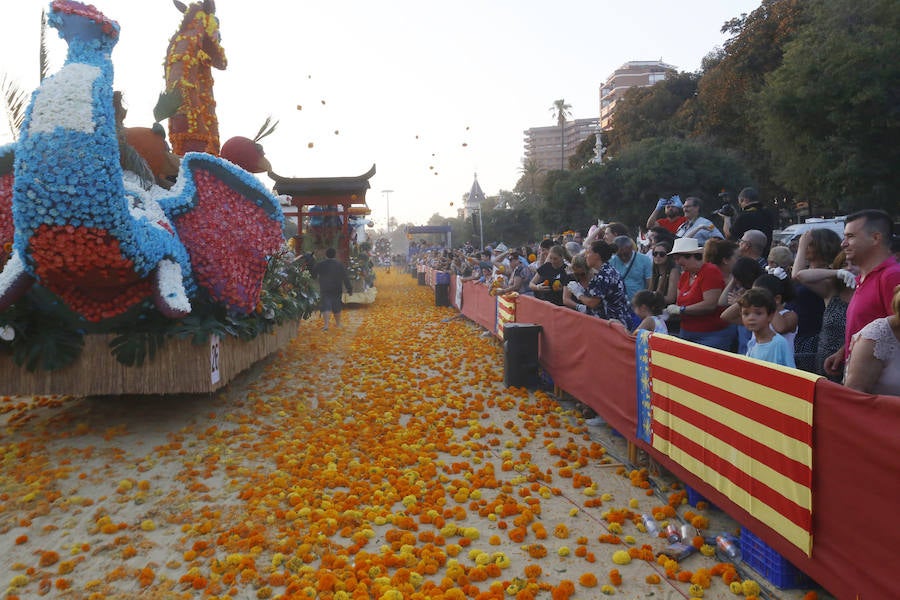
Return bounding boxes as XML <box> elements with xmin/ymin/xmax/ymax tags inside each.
<box><xmin>0</xmin><ymin>270</ymin><xmax>831</xmax><ymax>599</ymax></box>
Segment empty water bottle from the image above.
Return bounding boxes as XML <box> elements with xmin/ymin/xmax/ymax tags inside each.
<box><xmin>665</xmin><ymin>523</ymin><xmax>681</xmax><ymax>543</ymax></box>
<box><xmin>641</xmin><ymin>513</ymin><xmax>660</xmax><ymax>536</ymax></box>
<box><xmin>716</xmin><ymin>534</ymin><xmax>742</xmax><ymax>562</ymax></box>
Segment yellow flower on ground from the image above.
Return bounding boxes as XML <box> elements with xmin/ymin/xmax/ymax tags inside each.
<box><xmin>742</xmin><ymin>580</ymin><xmax>761</xmax><ymax>596</ymax></box>
<box><xmin>612</xmin><ymin>550</ymin><xmax>631</xmax><ymax>565</ymax></box>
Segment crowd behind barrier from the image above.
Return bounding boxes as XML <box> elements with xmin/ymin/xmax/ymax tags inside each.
<box><xmin>424</xmin><ymin>266</ymin><xmax>899</xmax><ymax>600</ymax></box>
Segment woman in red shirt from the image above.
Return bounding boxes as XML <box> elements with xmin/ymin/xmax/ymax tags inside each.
<box><xmin>665</xmin><ymin>238</ymin><xmax>734</xmax><ymax>351</ymax></box>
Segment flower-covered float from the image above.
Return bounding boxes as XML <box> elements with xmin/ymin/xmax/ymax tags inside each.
<box><xmin>0</xmin><ymin>1</ymin><xmax>317</xmax><ymax>394</ymax></box>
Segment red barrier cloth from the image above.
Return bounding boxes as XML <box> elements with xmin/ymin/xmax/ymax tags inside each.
<box><xmin>461</xmin><ymin>281</ymin><xmax>496</xmax><ymax>333</ymax></box>
<box><xmin>515</xmin><ymin>295</ymin><xmax>637</xmax><ymax>436</ymax></box>
<box><xmin>457</xmin><ymin>283</ymin><xmax>900</xmax><ymax>599</ymax></box>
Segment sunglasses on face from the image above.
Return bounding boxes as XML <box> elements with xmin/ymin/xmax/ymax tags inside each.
<box><xmin>652</xmin><ymin>251</ymin><xmax>668</xmax><ymax>257</ymax></box>
<box><xmin>676</xmin><ymin>253</ymin><xmax>704</xmax><ymax>261</ymax></box>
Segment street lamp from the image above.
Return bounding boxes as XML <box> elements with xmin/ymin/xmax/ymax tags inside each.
<box><xmin>381</xmin><ymin>189</ymin><xmax>393</xmax><ymax>234</ymax></box>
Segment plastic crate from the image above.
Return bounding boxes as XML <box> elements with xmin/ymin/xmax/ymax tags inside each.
<box><xmin>684</xmin><ymin>484</ymin><xmax>716</xmax><ymax>509</ymax></box>
<box><xmin>740</xmin><ymin>527</ymin><xmax>813</xmax><ymax>589</ymax></box>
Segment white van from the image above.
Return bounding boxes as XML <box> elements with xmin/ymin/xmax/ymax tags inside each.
<box><xmin>772</xmin><ymin>218</ymin><xmax>846</xmax><ymax>250</ymax></box>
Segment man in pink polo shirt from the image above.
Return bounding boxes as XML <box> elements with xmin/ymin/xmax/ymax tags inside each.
<box><xmin>824</xmin><ymin>209</ymin><xmax>900</xmax><ymax>377</ymax></box>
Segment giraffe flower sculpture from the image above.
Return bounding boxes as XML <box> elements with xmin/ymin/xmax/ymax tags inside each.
<box><xmin>0</xmin><ymin>0</ymin><xmax>283</xmax><ymax>324</ymax></box>
<box><xmin>163</xmin><ymin>0</ymin><xmax>227</xmax><ymax>155</ymax></box>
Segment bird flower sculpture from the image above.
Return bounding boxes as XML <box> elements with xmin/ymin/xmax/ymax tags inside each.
<box><xmin>0</xmin><ymin>0</ymin><xmax>283</xmax><ymax>325</ymax></box>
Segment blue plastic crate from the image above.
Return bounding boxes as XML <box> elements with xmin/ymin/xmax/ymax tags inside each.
<box><xmin>740</xmin><ymin>527</ymin><xmax>813</xmax><ymax>589</ymax></box>
<box><xmin>684</xmin><ymin>484</ymin><xmax>716</xmax><ymax>510</ymax></box>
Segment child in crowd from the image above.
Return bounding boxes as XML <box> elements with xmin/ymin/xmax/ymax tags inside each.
<box><xmin>752</xmin><ymin>270</ymin><xmax>798</xmax><ymax>360</ymax></box>
<box><xmin>632</xmin><ymin>290</ymin><xmax>668</xmax><ymax>334</ymax></box>
<box><xmin>739</xmin><ymin>288</ymin><xmax>796</xmax><ymax>368</ymax></box>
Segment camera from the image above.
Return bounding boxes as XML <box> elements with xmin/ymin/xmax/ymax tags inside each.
<box><xmin>715</xmin><ymin>203</ymin><xmax>735</xmax><ymax>217</ymax></box>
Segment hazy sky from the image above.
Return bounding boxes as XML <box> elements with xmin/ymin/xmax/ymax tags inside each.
<box><xmin>1</xmin><ymin>0</ymin><xmax>761</xmax><ymax>229</ymax></box>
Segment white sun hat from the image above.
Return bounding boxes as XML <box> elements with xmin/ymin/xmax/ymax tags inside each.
<box><xmin>668</xmin><ymin>237</ymin><xmax>705</xmax><ymax>255</ymax></box>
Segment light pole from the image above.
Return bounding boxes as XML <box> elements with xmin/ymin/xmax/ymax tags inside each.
<box><xmin>472</xmin><ymin>206</ymin><xmax>483</xmax><ymax>252</ymax></box>
<box><xmin>381</xmin><ymin>189</ymin><xmax>393</xmax><ymax>234</ymax></box>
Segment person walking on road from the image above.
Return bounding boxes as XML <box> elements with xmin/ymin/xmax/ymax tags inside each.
<box><xmin>312</xmin><ymin>247</ymin><xmax>353</xmax><ymax>331</ymax></box>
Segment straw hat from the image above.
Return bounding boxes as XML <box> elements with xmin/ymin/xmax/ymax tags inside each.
<box><xmin>668</xmin><ymin>237</ymin><xmax>704</xmax><ymax>255</ymax></box>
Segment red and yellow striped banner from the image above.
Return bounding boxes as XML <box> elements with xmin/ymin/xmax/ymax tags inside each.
<box><xmin>648</xmin><ymin>334</ymin><xmax>819</xmax><ymax>555</ymax></box>
<box><xmin>496</xmin><ymin>294</ymin><xmax>517</xmax><ymax>340</ymax></box>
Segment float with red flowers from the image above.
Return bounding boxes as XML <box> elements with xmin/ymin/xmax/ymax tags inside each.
<box><xmin>0</xmin><ymin>0</ymin><xmax>319</xmax><ymax>394</ymax></box>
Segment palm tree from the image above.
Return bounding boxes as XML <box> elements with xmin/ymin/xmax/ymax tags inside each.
<box><xmin>550</xmin><ymin>99</ymin><xmax>572</xmax><ymax>170</ymax></box>
<box><xmin>2</xmin><ymin>10</ymin><xmax>50</xmax><ymax>142</ymax></box>
<box><xmin>518</xmin><ymin>158</ymin><xmax>543</xmax><ymax>199</ymax></box>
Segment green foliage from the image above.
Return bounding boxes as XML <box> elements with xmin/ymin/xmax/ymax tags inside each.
<box><xmin>550</xmin><ymin>137</ymin><xmax>751</xmax><ymax>232</ymax></box>
<box><xmin>569</xmin><ymin>134</ymin><xmax>598</xmax><ymax>170</ymax></box>
<box><xmin>1</xmin><ymin>74</ymin><xmax>28</xmax><ymax>141</ymax></box>
<box><xmin>606</xmin><ymin>72</ymin><xmax>701</xmax><ymax>155</ymax></box>
<box><xmin>754</xmin><ymin>0</ymin><xmax>900</xmax><ymax>212</ymax></box>
<box><xmin>109</xmin><ymin>328</ymin><xmax>167</xmax><ymax>367</ymax></box>
<box><xmin>1</xmin><ymin>302</ymin><xmax>85</xmax><ymax>372</ymax></box>
<box><xmin>693</xmin><ymin>0</ymin><xmax>805</xmax><ymax>197</ymax></box>
<box><xmin>153</xmin><ymin>89</ymin><xmax>183</xmax><ymax>123</ymax></box>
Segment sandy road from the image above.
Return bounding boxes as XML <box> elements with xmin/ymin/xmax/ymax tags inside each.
<box><xmin>0</xmin><ymin>270</ymin><xmax>825</xmax><ymax>599</ymax></box>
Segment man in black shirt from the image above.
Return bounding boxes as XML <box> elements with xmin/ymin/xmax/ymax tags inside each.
<box><xmin>722</xmin><ymin>187</ymin><xmax>776</xmax><ymax>254</ymax></box>
<box><xmin>312</xmin><ymin>247</ymin><xmax>353</xmax><ymax>330</ymax></box>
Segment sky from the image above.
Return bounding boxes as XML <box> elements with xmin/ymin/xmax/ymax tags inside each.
<box><xmin>0</xmin><ymin>0</ymin><xmax>762</xmax><ymax>230</ymax></box>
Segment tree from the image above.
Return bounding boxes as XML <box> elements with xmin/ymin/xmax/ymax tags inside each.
<box><xmin>694</xmin><ymin>0</ymin><xmax>805</xmax><ymax>198</ymax></box>
<box><xmin>605</xmin><ymin>71</ymin><xmax>701</xmax><ymax>155</ymax></box>
<box><xmin>515</xmin><ymin>158</ymin><xmax>544</xmax><ymax>199</ymax></box>
<box><xmin>550</xmin><ymin>99</ymin><xmax>572</xmax><ymax>171</ymax></box>
<box><xmin>755</xmin><ymin>0</ymin><xmax>900</xmax><ymax>212</ymax></box>
<box><xmin>569</xmin><ymin>134</ymin><xmax>598</xmax><ymax>169</ymax></box>
<box><xmin>551</xmin><ymin>137</ymin><xmax>752</xmax><ymax>233</ymax></box>
<box><xmin>2</xmin><ymin>10</ymin><xmax>50</xmax><ymax>142</ymax></box>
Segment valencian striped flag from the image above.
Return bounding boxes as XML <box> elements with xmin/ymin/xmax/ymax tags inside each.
<box><xmin>641</xmin><ymin>333</ymin><xmax>819</xmax><ymax>555</ymax></box>
<box><xmin>496</xmin><ymin>294</ymin><xmax>517</xmax><ymax>340</ymax></box>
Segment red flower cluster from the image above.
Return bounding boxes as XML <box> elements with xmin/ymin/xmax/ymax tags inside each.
<box><xmin>30</xmin><ymin>224</ymin><xmax>151</xmax><ymax>321</ymax></box>
<box><xmin>176</xmin><ymin>170</ymin><xmax>282</xmax><ymax>314</ymax></box>
<box><xmin>0</xmin><ymin>173</ymin><xmax>13</xmax><ymax>266</ymax></box>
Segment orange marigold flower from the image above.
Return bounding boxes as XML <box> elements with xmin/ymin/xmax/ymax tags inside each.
<box><xmin>722</xmin><ymin>569</ymin><xmax>741</xmax><ymax>585</ymax></box>
<box><xmin>527</xmin><ymin>544</ymin><xmax>548</xmax><ymax>559</ymax></box>
<box><xmin>646</xmin><ymin>574</ymin><xmax>661</xmax><ymax>584</ymax></box>
<box><xmin>39</xmin><ymin>551</ymin><xmax>59</xmax><ymax>567</ymax></box>
<box><xmin>551</xmin><ymin>580</ymin><xmax>576</xmax><ymax>600</ymax></box>
<box><xmin>608</xmin><ymin>569</ymin><xmax>622</xmax><ymax>586</ymax></box>
<box><xmin>524</xmin><ymin>564</ymin><xmax>542</xmax><ymax>579</ymax></box>
<box><xmin>579</xmin><ymin>573</ymin><xmax>598</xmax><ymax>587</ymax></box>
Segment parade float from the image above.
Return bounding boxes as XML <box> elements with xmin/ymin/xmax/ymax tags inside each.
<box><xmin>0</xmin><ymin>0</ymin><xmax>318</xmax><ymax>395</ymax></box>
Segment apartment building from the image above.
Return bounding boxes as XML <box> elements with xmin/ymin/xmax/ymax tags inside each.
<box><xmin>523</xmin><ymin>118</ymin><xmax>600</xmax><ymax>173</ymax></box>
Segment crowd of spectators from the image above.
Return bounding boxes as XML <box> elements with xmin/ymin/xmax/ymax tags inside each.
<box><xmin>410</xmin><ymin>193</ymin><xmax>899</xmax><ymax>395</ymax></box>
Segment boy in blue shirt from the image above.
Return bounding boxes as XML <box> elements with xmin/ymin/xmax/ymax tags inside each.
<box><xmin>739</xmin><ymin>288</ymin><xmax>796</xmax><ymax>368</ymax></box>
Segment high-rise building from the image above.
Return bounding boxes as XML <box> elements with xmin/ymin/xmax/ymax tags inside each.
<box><xmin>523</xmin><ymin>118</ymin><xmax>600</xmax><ymax>173</ymax></box>
<box><xmin>599</xmin><ymin>60</ymin><xmax>677</xmax><ymax>129</ymax></box>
